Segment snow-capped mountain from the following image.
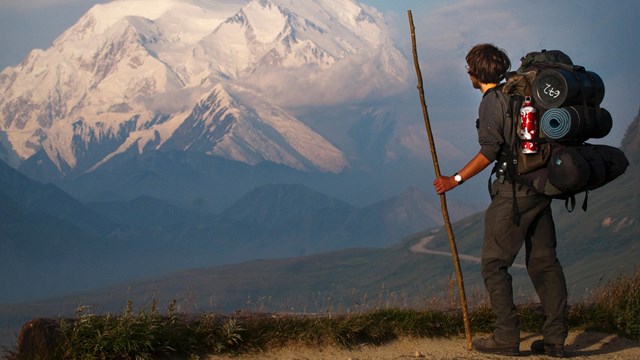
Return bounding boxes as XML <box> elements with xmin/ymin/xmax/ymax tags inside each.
<box><xmin>0</xmin><ymin>0</ymin><xmax>408</xmax><ymax>177</ymax></box>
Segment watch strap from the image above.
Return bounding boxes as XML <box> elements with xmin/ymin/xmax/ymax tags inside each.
<box><xmin>454</xmin><ymin>172</ymin><xmax>464</xmax><ymax>185</ymax></box>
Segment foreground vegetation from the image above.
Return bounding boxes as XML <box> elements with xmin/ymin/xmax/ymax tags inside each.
<box><xmin>6</xmin><ymin>268</ymin><xmax>639</xmax><ymax>359</ymax></box>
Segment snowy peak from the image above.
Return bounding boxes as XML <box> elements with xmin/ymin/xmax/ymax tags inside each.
<box><xmin>57</xmin><ymin>0</ymin><xmax>207</xmax><ymax>40</ymax></box>
<box><xmin>202</xmin><ymin>0</ymin><xmax>334</xmax><ymax>78</ymax></box>
<box><xmin>242</xmin><ymin>0</ymin><xmax>287</xmax><ymax>44</ymax></box>
<box><xmin>0</xmin><ymin>0</ymin><xmax>407</xmax><ymax>178</ymax></box>
<box><xmin>201</xmin><ymin>0</ymin><xmax>394</xmax><ymax>80</ymax></box>
<box><xmin>162</xmin><ymin>84</ymin><xmax>348</xmax><ymax>173</ymax></box>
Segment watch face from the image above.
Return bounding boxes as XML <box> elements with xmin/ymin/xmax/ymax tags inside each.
<box><xmin>455</xmin><ymin>174</ymin><xmax>462</xmax><ymax>183</ymax></box>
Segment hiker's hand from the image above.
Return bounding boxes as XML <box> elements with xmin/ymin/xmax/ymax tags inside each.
<box><xmin>433</xmin><ymin>176</ymin><xmax>457</xmax><ymax>195</ymax></box>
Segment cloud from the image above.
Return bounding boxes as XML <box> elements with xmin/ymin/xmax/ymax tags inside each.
<box><xmin>244</xmin><ymin>49</ymin><xmax>411</xmax><ymax>108</ymax></box>
<box><xmin>137</xmin><ymin>87</ymin><xmax>203</xmax><ymax>114</ymax></box>
<box><xmin>401</xmin><ymin>0</ymin><xmax>639</xmax><ymax>119</ymax></box>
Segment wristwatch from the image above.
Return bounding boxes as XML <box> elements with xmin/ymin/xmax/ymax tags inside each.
<box><xmin>454</xmin><ymin>173</ymin><xmax>464</xmax><ymax>185</ymax></box>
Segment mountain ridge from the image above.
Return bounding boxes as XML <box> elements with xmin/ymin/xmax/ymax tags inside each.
<box><xmin>0</xmin><ymin>0</ymin><xmax>406</xmax><ymax>178</ymax></box>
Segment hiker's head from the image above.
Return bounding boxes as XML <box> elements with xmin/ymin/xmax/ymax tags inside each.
<box><xmin>465</xmin><ymin>43</ymin><xmax>511</xmax><ymax>85</ymax></box>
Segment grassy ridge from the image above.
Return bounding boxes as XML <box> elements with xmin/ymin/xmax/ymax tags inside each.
<box><xmin>5</xmin><ymin>268</ymin><xmax>639</xmax><ymax>359</ymax></box>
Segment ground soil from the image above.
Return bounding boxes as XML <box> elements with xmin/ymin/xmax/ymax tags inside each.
<box><xmin>207</xmin><ymin>330</ymin><xmax>640</xmax><ymax>359</ymax></box>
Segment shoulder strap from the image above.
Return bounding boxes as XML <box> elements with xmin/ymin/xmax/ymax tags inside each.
<box><xmin>489</xmin><ymin>90</ymin><xmax>524</xmax><ymax>225</ymax></box>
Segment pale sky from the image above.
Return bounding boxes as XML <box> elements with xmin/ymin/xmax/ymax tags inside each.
<box><xmin>1</xmin><ymin>0</ymin><xmax>638</xmax><ymax>149</ymax></box>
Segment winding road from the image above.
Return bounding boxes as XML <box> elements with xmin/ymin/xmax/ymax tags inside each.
<box><xmin>409</xmin><ymin>235</ymin><xmax>526</xmax><ymax>269</ymax></box>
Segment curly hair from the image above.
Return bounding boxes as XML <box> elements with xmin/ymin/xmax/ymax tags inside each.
<box><xmin>465</xmin><ymin>44</ymin><xmax>511</xmax><ymax>84</ymax></box>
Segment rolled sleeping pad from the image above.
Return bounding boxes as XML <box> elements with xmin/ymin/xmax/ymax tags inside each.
<box><xmin>532</xmin><ymin>67</ymin><xmax>605</xmax><ymax>109</ymax></box>
<box><xmin>540</xmin><ymin>106</ymin><xmax>612</xmax><ymax>140</ymax></box>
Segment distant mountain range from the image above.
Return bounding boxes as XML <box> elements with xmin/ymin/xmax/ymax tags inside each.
<box><xmin>0</xmin><ymin>155</ymin><xmax>480</xmax><ymax>304</ymax></box>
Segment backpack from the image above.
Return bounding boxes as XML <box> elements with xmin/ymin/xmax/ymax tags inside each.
<box><xmin>497</xmin><ymin>50</ymin><xmax>629</xmax><ymax>217</ymax></box>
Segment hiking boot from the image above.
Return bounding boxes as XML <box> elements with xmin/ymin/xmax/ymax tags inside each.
<box><xmin>472</xmin><ymin>335</ymin><xmax>520</xmax><ymax>356</ymax></box>
<box><xmin>531</xmin><ymin>339</ymin><xmax>565</xmax><ymax>358</ymax></box>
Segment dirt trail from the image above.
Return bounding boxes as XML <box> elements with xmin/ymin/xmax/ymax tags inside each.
<box><xmin>207</xmin><ymin>330</ymin><xmax>640</xmax><ymax>359</ymax></box>
<box><xmin>409</xmin><ymin>235</ymin><xmax>526</xmax><ymax>269</ymax></box>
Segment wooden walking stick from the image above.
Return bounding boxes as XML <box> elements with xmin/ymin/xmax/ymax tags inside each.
<box><xmin>407</xmin><ymin>10</ymin><xmax>472</xmax><ymax>351</ymax></box>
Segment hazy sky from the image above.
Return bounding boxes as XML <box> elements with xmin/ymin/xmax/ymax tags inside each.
<box><xmin>1</xmin><ymin>0</ymin><xmax>638</xmax><ymax>149</ymax></box>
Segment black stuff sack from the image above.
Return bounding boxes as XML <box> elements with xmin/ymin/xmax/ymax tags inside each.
<box><xmin>547</xmin><ymin>144</ymin><xmax>629</xmax><ymax>194</ymax></box>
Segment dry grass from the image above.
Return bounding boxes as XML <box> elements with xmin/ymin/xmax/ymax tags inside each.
<box><xmin>4</xmin><ymin>268</ymin><xmax>639</xmax><ymax>359</ymax></box>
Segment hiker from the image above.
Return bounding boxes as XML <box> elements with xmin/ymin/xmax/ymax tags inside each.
<box><xmin>433</xmin><ymin>43</ymin><xmax>567</xmax><ymax>358</ymax></box>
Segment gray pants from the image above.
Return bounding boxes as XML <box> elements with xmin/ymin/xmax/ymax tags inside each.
<box><xmin>482</xmin><ymin>194</ymin><xmax>568</xmax><ymax>345</ymax></box>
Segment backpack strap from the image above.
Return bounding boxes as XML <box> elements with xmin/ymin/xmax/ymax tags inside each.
<box><xmin>564</xmin><ymin>195</ymin><xmax>576</xmax><ymax>212</ymax></box>
<box><xmin>490</xmin><ymin>90</ymin><xmax>523</xmax><ymax>225</ymax></box>
<box><xmin>507</xmin><ymin>95</ymin><xmax>523</xmax><ymax>226</ymax></box>
<box><xmin>564</xmin><ymin>191</ymin><xmax>588</xmax><ymax>212</ymax></box>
